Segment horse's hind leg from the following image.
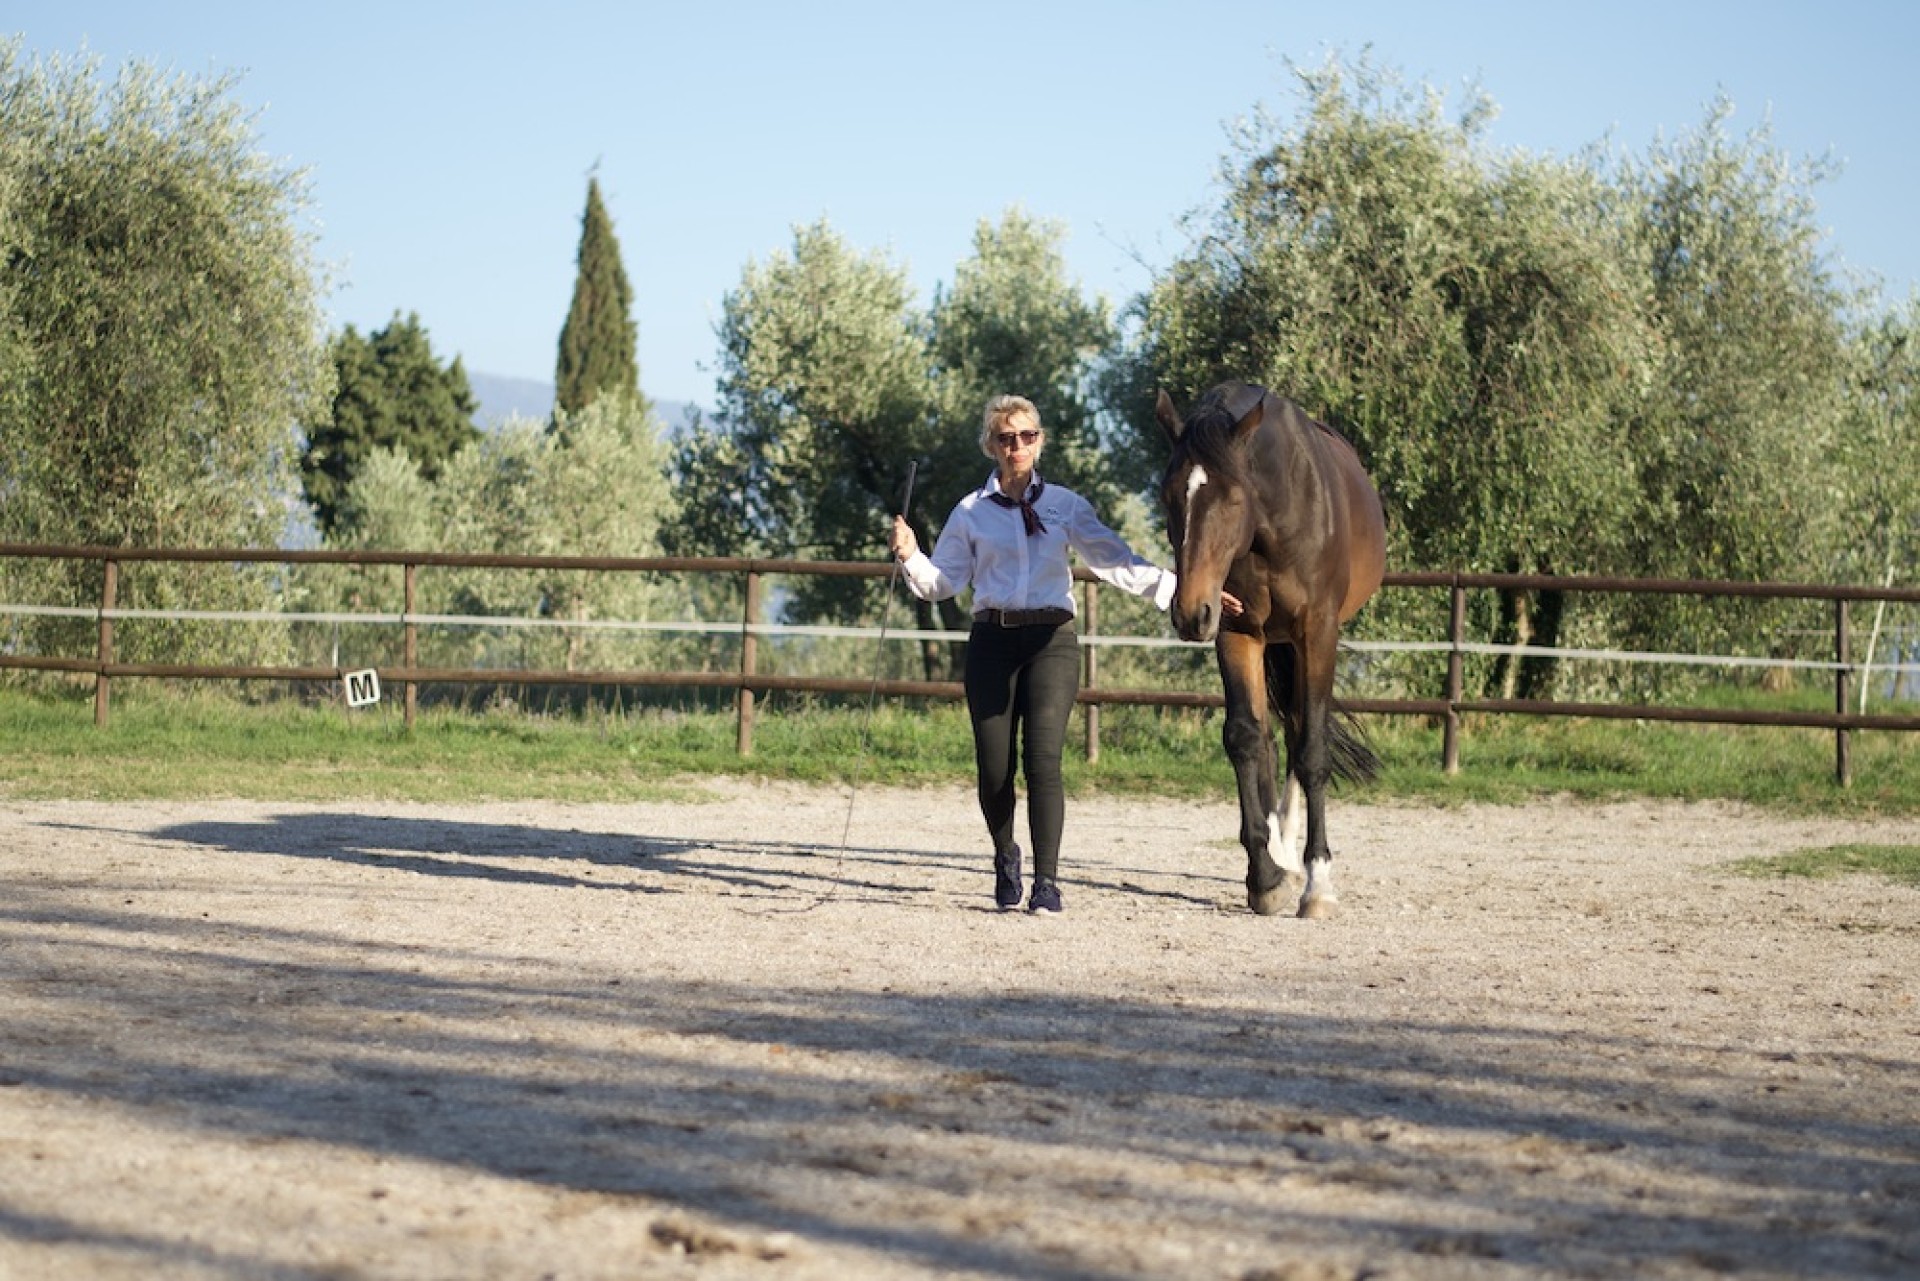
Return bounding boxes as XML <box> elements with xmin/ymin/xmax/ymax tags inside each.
<box><xmin>1295</xmin><ymin>621</ymin><xmax>1342</xmax><ymax>920</ymax></box>
<box><xmin>1260</xmin><ymin>644</ymin><xmax>1308</xmax><ymax>911</ymax></box>
<box><xmin>1274</xmin><ymin>772</ymin><xmax>1306</xmax><ymax>882</ymax></box>
<box><xmin>1217</xmin><ymin>634</ymin><xmax>1291</xmax><ymax>915</ymax></box>
<box><xmin>1264</xmin><ymin>702</ymin><xmax>1307</xmax><ymax>893</ymax></box>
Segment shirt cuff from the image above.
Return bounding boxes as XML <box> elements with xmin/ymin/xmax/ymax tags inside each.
<box><xmin>900</xmin><ymin>550</ymin><xmax>938</xmax><ymax>595</ymax></box>
<box><xmin>1154</xmin><ymin>571</ymin><xmax>1178</xmax><ymax>611</ymax></box>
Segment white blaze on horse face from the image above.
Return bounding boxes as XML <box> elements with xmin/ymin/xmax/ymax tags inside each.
<box><xmin>1182</xmin><ymin>464</ymin><xmax>1209</xmax><ymax>558</ymax></box>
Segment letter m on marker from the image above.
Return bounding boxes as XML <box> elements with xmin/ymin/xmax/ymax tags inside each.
<box><xmin>343</xmin><ymin>668</ymin><xmax>382</xmax><ymax>707</ymax></box>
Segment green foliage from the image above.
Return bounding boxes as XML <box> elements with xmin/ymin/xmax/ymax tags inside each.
<box><xmin>1600</xmin><ymin>100</ymin><xmax>1859</xmax><ymax>665</ymax></box>
<box><xmin>1833</xmin><ymin>299</ymin><xmax>1920</xmax><ymax>591</ymax></box>
<box><xmin>670</xmin><ymin>219</ymin><xmax>937</xmax><ymax>621</ymax></box>
<box><xmin>1</xmin><ymin>680</ymin><xmax>1912</xmax><ymax>816</ymax></box>
<box><xmin>0</xmin><ymin>682</ymin><xmax>710</xmax><ymax>804</ymax></box>
<box><xmin>1726</xmin><ymin>843</ymin><xmax>1920</xmax><ymax>888</ymax></box>
<box><xmin>0</xmin><ymin>42</ymin><xmax>330</xmax><ymax>663</ymax></box>
<box><xmin>1621</xmin><ymin>100</ymin><xmax>1853</xmax><ymax>582</ymax></box>
<box><xmin>293</xmin><ymin>395</ymin><xmax>692</xmax><ymax>674</ymax></box>
<box><xmin>671</xmin><ymin>212</ymin><xmax>1127</xmax><ymax>664</ymax></box>
<box><xmin>0</xmin><ymin>90</ymin><xmax>25</xmax><ymax>429</ymax></box>
<box><xmin>1117</xmin><ymin>59</ymin><xmax>1659</xmax><ymax>695</ymax></box>
<box><xmin>1215</xmin><ymin>64</ymin><xmax>1628</xmax><ymax>545</ymax></box>
<box><xmin>554</xmin><ymin>176</ymin><xmax>641</xmax><ymax>417</ymax></box>
<box><xmin>931</xmin><ymin>209</ymin><xmax>1118</xmax><ymax>505</ymax></box>
<box><xmin>1110</xmin><ymin>53</ymin><xmax>1912</xmax><ymax>704</ymax></box>
<box><xmin>0</xmin><ymin>44</ymin><xmax>330</xmax><ymax>549</ymax></box>
<box><xmin>908</xmin><ymin>209</ymin><xmax>1123</xmax><ymax>670</ymax></box>
<box><xmin>300</xmin><ymin>311</ymin><xmax>481</xmax><ymax>536</ymax></box>
<box><xmin>1348</xmin><ymin>706</ymin><xmax>1920</xmax><ymax>814</ymax></box>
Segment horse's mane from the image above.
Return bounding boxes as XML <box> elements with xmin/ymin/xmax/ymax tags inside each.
<box><xmin>1173</xmin><ymin>388</ymin><xmax>1255</xmax><ymax>488</ymax></box>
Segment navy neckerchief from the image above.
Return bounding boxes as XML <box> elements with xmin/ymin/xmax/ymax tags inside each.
<box><xmin>988</xmin><ymin>476</ymin><xmax>1046</xmax><ymax>537</ymax></box>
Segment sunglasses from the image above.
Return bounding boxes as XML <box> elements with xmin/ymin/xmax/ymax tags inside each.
<box><xmin>994</xmin><ymin>429</ymin><xmax>1041</xmax><ymax>447</ymax></box>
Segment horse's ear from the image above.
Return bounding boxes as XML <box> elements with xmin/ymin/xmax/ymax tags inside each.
<box><xmin>1233</xmin><ymin>399</ymin><xmax>1265</xmax><ymax>440</ymax></box>
<box><xmin>1154</xmin><ymin>390</ymin><xmax>1185</xmax><ymax>442</ymax></box>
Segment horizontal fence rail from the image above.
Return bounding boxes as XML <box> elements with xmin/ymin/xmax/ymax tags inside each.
<box><xmin>3</xmin><ymin>543</ymin><xmax>1918</xmax><ymax>785</ymax></box>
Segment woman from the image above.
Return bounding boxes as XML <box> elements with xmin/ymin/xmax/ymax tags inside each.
<box><xmin>889</xmin><ymin>394</ymin><xmax>1235</xmax><ymax>914</ymax></box>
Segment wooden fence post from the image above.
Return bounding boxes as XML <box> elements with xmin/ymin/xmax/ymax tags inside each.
<box><xmin>737</xmin><ymin>570</ymin><xmax>760</xmax><ymax>756</ymax></box>
<box><xmin>94</xmin><ymin>559</ymin><xmax>116</xmax><ymax>729</ymax></box>
<box><xmin>1083</xmin><ymin>579</ymin><xmax>1100</xmax><ymax>764</ymax></box>
<box><xmin>1442</xmin><ymin>578</ymin><xmax>1465</xmax><ymax>774</ymax></box>
<box><xmin>403</xmin><ymin>562</ymin><xmax>418</xmax><ymax>730</ymax></box>
<box><xmin>1835</xmin><ymin>598</ymin><xmax>1852</xmax><ymax>788</ymax></box>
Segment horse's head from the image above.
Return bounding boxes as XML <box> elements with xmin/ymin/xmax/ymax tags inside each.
<box><xmin>1157</xmin><ymin>389</ymin><xmax>1262</xmax><ymax>643</ymax></box>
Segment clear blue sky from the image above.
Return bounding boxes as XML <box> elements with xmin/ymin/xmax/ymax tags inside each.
<box><xmin>11</xmin><ymin>2</ymin><xmax>1919</xmax><ymax>410</ymax></box>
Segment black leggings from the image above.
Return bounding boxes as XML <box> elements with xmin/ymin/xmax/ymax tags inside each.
<box><xmin>964</xmin><ymin>620</ymin><xmax>1080</xmax><ymax>881</ymax></box>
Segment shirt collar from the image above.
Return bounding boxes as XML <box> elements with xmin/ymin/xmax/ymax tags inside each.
<box><xmin>984</xmin><ymin>472</ymin><xmax>1041</xmax><ymax>501</ymax></box>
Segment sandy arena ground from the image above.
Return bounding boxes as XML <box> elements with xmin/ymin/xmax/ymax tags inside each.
<box><xmin>1</xmin><ymin>782</ymin><xmax>1917</xmax><ymax>1279</ymax></box>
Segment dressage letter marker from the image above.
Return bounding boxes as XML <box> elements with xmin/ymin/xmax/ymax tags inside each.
<box><xmin>343</xmin><ymin>668</ymin><xmax>382</xmax><ymax>707</ymax></box>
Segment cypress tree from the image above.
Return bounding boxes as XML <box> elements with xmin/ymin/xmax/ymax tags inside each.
<box><xmin>555</xmin><ymin>176</ymin><xmax>640</xmax><ymax>416</ymax></box>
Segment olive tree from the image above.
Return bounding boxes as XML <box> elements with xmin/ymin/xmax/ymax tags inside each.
<box><xmin>667</xmin><ymin>219</ymin><xmax>939</xmax><ymax>624</ymax></box>
<box><xmin>671</xmin><ymin>213</ymin><xmax>1131</xmax><ymax>677</ymax></box>
<box><xmin>1834</xmin><ymin>299</ymin><xmax>1920</xmax><ymax>696</ymax></box>
<box><xmin>0</xmin><ymin>43</ymin><xmax>330</xmax><ymax>663</ymax></box>
<box><xmin>907</xmin><ymin>209</ymin><xmax>1125</xmax><ymax>670</ymax></box>
<box><xmin>1841</xmin><ymin>300</ymin><xmax>1920</xmax><ymax>585</ymax></box>
<box><xmin>1604</xmin><ymin>100</ymin><xmax>1858</xmax><ymax>674</ymax></box>
<box><xmin>931</xmin><ymin>209</ymin><xmax>1117</xmax><ymax>505</ymax></box>
<box><xmin>1115</xmin><ymin>58</ymin><xmax>1655</xmax><ymax>696</ymax></box>
<box><xmin>300</xmin><ymin>395</ymin><xmax>682</xmax><ymax>677</ymax></box>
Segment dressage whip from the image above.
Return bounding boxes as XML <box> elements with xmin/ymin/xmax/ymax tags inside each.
<box><xmin>737</xmin><ymin>460</ymin><xmax>919</xmax><ymax>917</ymax></box>
<box><xmin>839</xmin><ymin>459</ymin><xmax>917</xmax><ymax>851</ymax></box>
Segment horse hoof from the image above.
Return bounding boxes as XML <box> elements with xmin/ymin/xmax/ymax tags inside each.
<box><xmin>1247</xmin><ymin>871</ymin><xmax>1304</xmax><ymax>916</ymax></box>
<box><xmin>1248</xmin><ymin>886</ymin><xmax>1291</xmax><ymax>916</ymax></box>
<box><xmin>1297</xmin><ymin>893</ymin><xmax>1338</xmax><ymax>921</ymax></box>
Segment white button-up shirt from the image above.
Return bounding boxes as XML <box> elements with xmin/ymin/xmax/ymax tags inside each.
<box><xmin>900</xmin><ymin>473</ymin><xmax>1177</xmax><ymax>616</ymax></box>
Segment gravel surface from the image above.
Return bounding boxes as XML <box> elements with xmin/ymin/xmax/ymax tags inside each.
<box><xmin>2</xmin><ymin>782</ymin><xmax>1917</xmax><ymax>1279</ymax></box>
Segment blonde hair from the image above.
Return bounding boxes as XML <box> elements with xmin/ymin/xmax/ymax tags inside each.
<box><xmin>978</xmin><ymin>393</ymin><xmax>1045</xmax><ymax>462</ymax></box>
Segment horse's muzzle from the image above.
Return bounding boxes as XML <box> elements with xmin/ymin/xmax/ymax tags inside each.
<box><xmin>1171</xmin><ymin>599</ymin><xmax>1220</xmax><ymax>644</ymax></box>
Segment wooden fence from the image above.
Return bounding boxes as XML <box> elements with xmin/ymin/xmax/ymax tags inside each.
<box><xmin>3</xmin><ymin>543</ymin><xmax>1918</xmax><ymax>786</ymax></box>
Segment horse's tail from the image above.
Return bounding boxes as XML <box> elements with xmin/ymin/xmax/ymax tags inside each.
<box><xmin>1264</xmin><ymin>643</ymin><xmax>1381</xmax><ymax>787</ymax></box>
<box><xmin>1326</xmin><ymin>707</ymin><xmax>1382</xmax><ymax>787</ymax></box>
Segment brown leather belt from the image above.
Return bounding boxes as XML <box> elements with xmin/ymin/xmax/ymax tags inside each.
<box><xmin>975</xmin><ymin>607</ymin><xmax>1073</xmax><ymax>628</ymax></box>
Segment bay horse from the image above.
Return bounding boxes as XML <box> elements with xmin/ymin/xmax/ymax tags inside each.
<box><xmin>1156</xmin><ymin>382</ymin><xmax>1386</xmax><ymax>918</ymax></box>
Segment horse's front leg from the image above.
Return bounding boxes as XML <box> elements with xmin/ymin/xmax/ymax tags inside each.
<box><xmin>1216</xmin><ymin>633</ymin><xmax>1291</xmax><ymax>915</ymax></box>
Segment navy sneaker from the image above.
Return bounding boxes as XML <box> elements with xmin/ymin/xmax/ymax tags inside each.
<box><xmin>994</xmin><ymin>844</ymin><xmax>1023</xmax><ymax>910</ymax></box>
<box><xmin>1027</xmin><ymin>878</ymin><xmax>1062</xmax><ymax>915</ymax></box>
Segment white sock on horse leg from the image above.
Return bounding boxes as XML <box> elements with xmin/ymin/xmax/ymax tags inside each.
<box><xmin>1304</xmin><ymin>857</ymin><xmax>1336</xmax><ymax>904</ymax></box>
<box><xmin>1271</xmin><ymin>774</ymin><xmax>1306</xmax><ymax>878</ymax></box>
